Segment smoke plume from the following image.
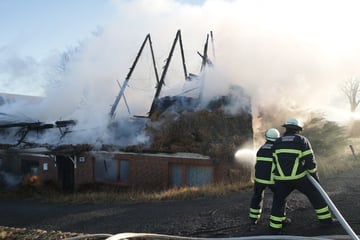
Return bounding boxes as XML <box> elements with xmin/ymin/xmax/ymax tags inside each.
<box><xmin>2</xmin><ymin>0</ymin><xmax>360</xmax><ymax>146</ymax></box>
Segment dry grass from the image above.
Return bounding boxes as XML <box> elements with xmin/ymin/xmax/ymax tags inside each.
<box><xmin>43</xmin><ymin>181</ymin><xmax>253</xmax><ymax>204</ymax></box>
<box><xmin>317</xmin><ymin>138</ymin><xmax>360</xmax><ymax>176</ymax></box>
<box><xmin>0</xmin><ymin>226</ymin><xmax>84</xmax><ymax>240</ymax></box>
<box><xmin>317</xmin><ymin>153</ymin><xmax>355</xmax><ymax>176</ymax></box>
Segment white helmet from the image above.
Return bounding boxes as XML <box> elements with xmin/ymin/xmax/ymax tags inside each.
<box><xmin>282</xmin><ymin>118</ymin><xmax>303</xmax><ymax>131</ymax></box>
<box><xmin>265</xmin><ymin>128</ymin><xmax>280</xmax><ymax>141</ymax></box>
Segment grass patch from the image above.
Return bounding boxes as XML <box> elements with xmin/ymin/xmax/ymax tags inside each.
<box><xmin>302</xmin><ymin>115</ymin><xmax>359</xmax><ymax>176</ymax></box>
<box><xmin>0</xmin><ymin>178</ymin><xmax>253</xmax><ymax>204</ymax></box>
<box><xmin>44</xmin><ymin>181</ymin><xmax>253</xmax><ymax>204</ymax></box>
<box><xmin>316</xmin><ymin>142</ymin><xmax>358</xmax><ymax>176</ymax></box>
<box><xmin>317</xmin><ymin>153</ymin><xmax>356</xmax><ymax>176</ymax></box>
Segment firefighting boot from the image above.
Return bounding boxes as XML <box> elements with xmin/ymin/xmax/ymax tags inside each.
<box><xmin>320</xmin><ymin>218</ymin><xmax>338</xmax><ymax>227</ymax></box>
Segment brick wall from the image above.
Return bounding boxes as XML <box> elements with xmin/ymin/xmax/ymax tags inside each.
<box><xmin>40</xmin><ymin>157</ymin><xmax>57</xmax><ymax>183</ymax></box>
<box><xmin>19</xmin><ymin>155</ymin><xmax>57</xmax><ymax>183</ymax></box>
<box><xmin>74</xmin><ymin>154</ymin><xmax>94</xmax><ymax>185</ymax></box>
<box><xmin>122</xmin><ymin>154</ymin><xmax>169</xmax><ymax>190</ymax></box>
<box><xmin>10</xmin><ymin>151</ymin><xmax>252</xmax><ymax>192</ymax></box>
<box><xmin>87</xmin><ymin>152</ymin><xmax>216</xmax><ymax>191</ymax></box>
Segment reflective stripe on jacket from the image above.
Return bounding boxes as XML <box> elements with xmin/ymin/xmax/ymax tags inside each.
<box><xmin>255</xmin><ymin>141</ymin><xmax>275</xmax><ymax>184</ymax></box>
<box><xmin>272</xmin><ymin>133</ymin><xmax>317</xmax><ymax>180</ymax></box>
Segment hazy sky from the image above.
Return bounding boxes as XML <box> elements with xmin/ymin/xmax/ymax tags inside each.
<box><xmin>0</xmin><ymin>0</ymin><xmax>205</xmax><ymax>59</ymax></box>
<box><xmin>1</xmin><ymin>0</ymin><xmax>360</xmax><ymax>126</ymax></box>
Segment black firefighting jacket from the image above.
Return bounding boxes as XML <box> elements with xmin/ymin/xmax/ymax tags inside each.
<box><xmin>254</xmin><ymin>140</ymin><xmax>275</xmax><ymax>184</ymax></box>
<box><xmin>272</xmin><ymin>131</ymin><xmax>317</xmax><ymax>180</ymax></box>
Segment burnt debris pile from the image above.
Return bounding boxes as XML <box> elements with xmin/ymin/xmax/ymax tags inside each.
<box><xmin>134</xmin><ymin>85</ymin><xmax>254</xmax><ymax>162</ymax></box>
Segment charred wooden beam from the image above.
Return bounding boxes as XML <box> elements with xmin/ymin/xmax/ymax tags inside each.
<box><xmin>0</xmin><ymin>120</ymin><xmax>77</xmax><ymax>145</ymax></box>
<box><xmin>109</xmin><ymin>34</ymin><xmax>159</xmax><ymax>118</ymax></box>
<box><xmin>55</xmin><ymin>120</ymin><xmax>77</xmax><ymax>127</ymax></box>
<box><xmin>148</xmin><ymin>30</ymin><xmax>189</xmax><ymax>117</ymax></box>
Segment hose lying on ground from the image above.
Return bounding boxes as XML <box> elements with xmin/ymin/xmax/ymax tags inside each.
<box><xmin>65</xmin><ymin>232</ymin><xmax>357</xmax><ymax>240</ymax></box>
<box><xmin>307</xmin><ymin>174</ymin><xmax>359</xmax><ymax>240</ymax></box>
<box><xmin>65</xmin><ymin>175</ymin><xmax>359</xmax><ymax>240</ymax></box>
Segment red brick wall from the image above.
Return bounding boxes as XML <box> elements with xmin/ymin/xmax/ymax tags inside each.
<box><xmin>20</xmin><ymin>155</ymin><xmax>57</xmax><ymax>183</ymax></box>
<box><xmin>87</xmin><ymin>152</ymin><xmax>216</xmax><ymax>191</ymax></box>
<box><xmin>18</xmin><ymin>152</ymin><xmax>252</xmax><ymax>191</ymax></box>
<box><xmin>122</xmin><ymin>154</ymin><xmax>169</xmax><ymax>190</ymax></box>
<box><xmin>74</xmin><ymin>154</ymin><xmax>94</xmax><ymax>185</ymax></box>
<box><xmin>41</xmin><ymin>157</ymin><xmax>57</xmax><ymax>183</ymax></box>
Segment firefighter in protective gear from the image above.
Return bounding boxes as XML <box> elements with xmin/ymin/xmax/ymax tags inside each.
<box><xmin>248</xmin><ymin>128</ymin><xmax>280</xmax><ymax>224</ymax></box>
<box><xmin>269</xmin><ymin>118</ymin><xmax>334</xmax><ymax>234</ymax></box>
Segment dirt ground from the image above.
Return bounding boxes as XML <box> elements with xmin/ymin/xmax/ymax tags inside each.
<box><xmin>0</xmin><ymin>164</ymin><xmax>360</xmax><ymax>239</ymax></box>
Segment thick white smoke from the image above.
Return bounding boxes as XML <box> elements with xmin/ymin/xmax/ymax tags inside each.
<box><xmin>2</xmin><ymin>0</ymin><xmax>360</xmax><ymax>146</ymax></box>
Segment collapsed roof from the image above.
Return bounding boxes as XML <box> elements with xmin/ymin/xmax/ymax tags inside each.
<box><xmin>0</xmin><ymin>30</ymin><xmax>253</xmax><ymax>160</ymax></box>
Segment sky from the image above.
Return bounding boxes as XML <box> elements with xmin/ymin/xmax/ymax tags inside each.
<box><xmin>0</xmin><ymin>0</ymin><xmax>204</xmax><ymax>60</ymax></box>
<box><xmin>1</xmin><ymin>0</ymin><xmax>360</xmax><ymax>141</ymax></box>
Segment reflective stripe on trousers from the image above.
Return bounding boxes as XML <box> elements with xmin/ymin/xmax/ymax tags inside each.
<box><xmin>249</xmin><ymin>208</ymin><xmax>261</xmax><ymax>220</ymax></box>
<box><xmin>316</xmin><ymin>206</ymin><xmax>332</xmax><ymax>220</ymax></box>
<box><xmin>269</xmin><ymin>215</ymin><xmax>286</xmax><ymax>229</ymax></box>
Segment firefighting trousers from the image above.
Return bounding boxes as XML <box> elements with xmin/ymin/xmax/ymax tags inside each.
<box><xmin>269</xmin><ymin>177</ymin><xmax>332</xmax><ymax>230</ymax></box>
<box><xmin>249</xmin><ymin>182</ymin><xmax>274</xmax><ymax>222</ymax></box>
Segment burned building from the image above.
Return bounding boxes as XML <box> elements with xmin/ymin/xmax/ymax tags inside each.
<box><xmin>0</xmin><ymin>30</ymin><xmax>254</xmax><ymax>192</ymax></box>
<box><xmin>0</xmin><ymin>90</ymin><xmax>253</xmax><ymax>192</ymax></box>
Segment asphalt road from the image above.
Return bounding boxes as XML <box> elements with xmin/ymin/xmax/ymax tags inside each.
<box><xmin>0</xmin><ymin>164</ymin><xmax>360</xmax><ymax>239</ymax></box>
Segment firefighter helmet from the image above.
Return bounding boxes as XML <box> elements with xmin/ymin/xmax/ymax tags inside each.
<box><xmin>265</xmin><ymin>128</ymin><xmax>280</xmax><ymax>141</ymax></box>
<box><xmin>282</xmin><ymin>117</ymin><xmax>303</xmax><ymax>131</ymax></box>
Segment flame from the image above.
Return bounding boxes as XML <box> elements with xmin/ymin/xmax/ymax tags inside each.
<box><xmin>22</xmin><ymin>175</ymin><xmax>41</xmax><ymax>186</ymax></box>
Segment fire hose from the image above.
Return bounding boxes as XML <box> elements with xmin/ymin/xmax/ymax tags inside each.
<box><xmin>65</xmin><ymin>175</ymin><xmax>359</xmax><ymax>240</ymax></box>
<box><xmin>65</xmin><ymin>232</ymin><xmax>353</xmax><ymax>240</ymax></box>
<box><xmin>307</xmin><ymin>174</ymin><xmax>359</xmax><ymax>240</ymax></box>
